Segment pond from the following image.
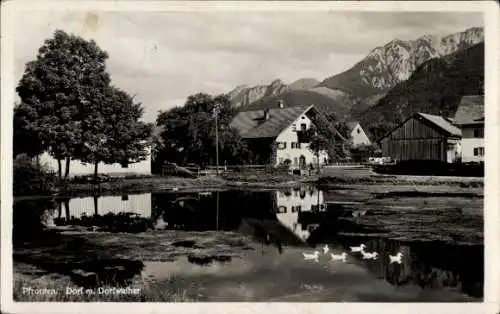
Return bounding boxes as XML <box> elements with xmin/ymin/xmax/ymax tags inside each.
<box><xmin>13</xmin><ymin>185</ymin><xmax>483</xmax><ymax>302</ymax></box>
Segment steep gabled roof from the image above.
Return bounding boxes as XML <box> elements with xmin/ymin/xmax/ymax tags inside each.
<box><xmin>417</xmin><ymin>113</ymin><xmax>462</xmax><ymax>137</ymax></box>
<box><xmin>230</xmin><ymin>104</ymin><xmax>313</xmax><ymax>139</ymax></box>
<box><xmin>346</xmin><ymin>121</ymin><xmax>359</xmax><ymax>131</ymax></box>
<box><xmin>453</xmin><ymin>95</ymin><xmax>484</xmax><ymax>125</ymax></box>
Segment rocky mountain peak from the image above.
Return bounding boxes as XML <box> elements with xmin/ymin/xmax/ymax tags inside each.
<box><xmin>320</xmin><ymin>26</ymin><xmax>484</xmax><ymax>96</ymax></box>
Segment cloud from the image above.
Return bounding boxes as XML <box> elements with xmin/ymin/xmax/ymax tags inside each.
<box><xmin>12</xmin><ymin>10</ymin><xmax>483</xmax><ymax>122</ymax></box>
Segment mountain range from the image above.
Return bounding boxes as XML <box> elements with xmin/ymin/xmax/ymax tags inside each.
<box><xmin>226</xmin><ymin>26</ymin><xmax>484</xmax><ymax>135</ymax></box>
<box><xmin>357</xmin><ymin>41</ymin><xmax>484</xmax><ymax>140</ymax></box>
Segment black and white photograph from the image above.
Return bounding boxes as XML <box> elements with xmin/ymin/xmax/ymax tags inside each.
<box><xmin>1</xmin><ymin>1</ymin><xmax>499</xmax><ymax>313</ymax></box>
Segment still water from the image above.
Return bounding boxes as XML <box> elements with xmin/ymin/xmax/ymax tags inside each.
<box><xmin>14</xmin><ymin>186</ymin><xmax>483</xmax><ymax>302</ymax></box>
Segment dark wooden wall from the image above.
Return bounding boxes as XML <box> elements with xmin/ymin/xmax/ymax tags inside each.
<box><xmin>380</xmin><ymin>117</ymin><xmax>447</xmax><ymax>162</ymax></box>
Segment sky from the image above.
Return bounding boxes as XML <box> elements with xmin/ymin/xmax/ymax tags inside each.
<box><xmin>12</xmin><ymin>10</ymin><xmax>483</xmax><ymax>122</ymax></box>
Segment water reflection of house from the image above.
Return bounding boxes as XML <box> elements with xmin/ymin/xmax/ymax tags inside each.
<box><xmin>274</xmin><ymin>187</ymin><xmax>324</xmax><ymax>241</ymax></box>
<box><xmin>55</xmin><ymin>193</ymin><xmax>152</xmax><ymax>219</ymax></box>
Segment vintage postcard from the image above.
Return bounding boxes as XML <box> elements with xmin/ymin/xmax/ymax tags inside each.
<box><xmin>1</xmin><ymin>1</ymin><xmax>499</xmax><ymax>313</ymax></box>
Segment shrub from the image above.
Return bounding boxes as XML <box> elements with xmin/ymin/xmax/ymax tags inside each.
<box><xmin>13</xmin><ymin>155</ymin><xmax>56</xmax><ymax>196</ymax></box>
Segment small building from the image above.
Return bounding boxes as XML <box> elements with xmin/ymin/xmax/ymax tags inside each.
<box><xmin>346</xmin><ymin>121</ymin><xmax>371</xmax><ymax>147</ymax></box>
<box><xmin>453</xmin><ymin>95</ymin><xmax>484</xmax><ymax>163</ymax></box>
<box><xmin>39</xmin><ymin>147</ymin><xmax>152</xmax><ymax>177</ymax></box>
<box><xmin>378</xmin><ymin>112</ymin><xmax>462</xmax><ymax>163</ymax></box>
<box><xmin>230</xmin><ymin>104</ymin><xmax>331</xmax><ymax>168</ymax></box>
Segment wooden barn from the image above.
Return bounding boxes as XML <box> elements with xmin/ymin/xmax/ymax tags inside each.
<box><xmin>378</xmin><ymin>113</ymin><xmax>462</xmax><ymax>163</ymax></box>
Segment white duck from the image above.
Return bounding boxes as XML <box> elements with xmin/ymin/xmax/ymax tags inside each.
<box><xmin>361</xmin><ymin>251</ymin><xmax>379</xmax><ymax>260</ymax></box>
<box><xmin>350</xmin><ymin>244</ymin><xmax>366</xmax><ymax>253</ymax></box>
<box><xmin>322</xmin><ymin>244</ymin><xmax>330</xmax><ymax>255</ymax></box>
<box><xmin>389</xmin><ymin>252</ymin><xmax>403</xmax><ymax>264</ymax></box>
<box><xmin>330</xmin><ymin>252</ymin><xmax>348</xmax><ymax>263</ymax></box>
<box><xmin>302</xmin><ymin>251</ymin><xmax>320</xmax><ymax>262</ymax></box>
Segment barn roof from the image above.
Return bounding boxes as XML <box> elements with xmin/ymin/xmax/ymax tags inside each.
<box><xmin>417</xmin><ymin>113</ymin><xmax>462</xmax><ymax>137</ymax></box>
<box><xmin>378</xmin><ymin>112</ymin><xmax>462</xmax><ymax>142</ymax></box>
<box><xmin>230</xmin><ymin>104</ymin><xmax>313</xmax><ymax>139</ymax></box>
<box><xmin>453</xmin><ymin>95</ymin><xmax>484</xmax><ymax>125</ymax></box>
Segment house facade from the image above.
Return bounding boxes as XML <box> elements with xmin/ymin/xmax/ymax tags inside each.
<box><xmin>230</xmin><ymin>104</ymin><xmax>330</xmax><ymax>168</ymax></box>
<box><xmin>39</xmin><ymin>149</ymin><xmax>152</xmax><ymax>176</ymax></box>
<box><xmin>379</xmin><ymin>113</ymin><xmax>462</xmax><ymax>163</ymax></box>
<box><xmin>453</xmin><ymin>95</ymin><xmax>484</xmax><ymax>163</ymax></box>
<box><xmin>346</xmin><ymin>122</ymin><xmax>371</xmax><ymax>147</ymax></box>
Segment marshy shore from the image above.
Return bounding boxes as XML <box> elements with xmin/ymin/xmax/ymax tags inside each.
<box><xmin>17</xmin><ymin>167</ymin><xmax>484</xmax><ymax>199</ymax></box>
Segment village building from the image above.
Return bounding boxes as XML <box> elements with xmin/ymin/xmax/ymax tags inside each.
<box><xmin>346</xmin><ymin>121</ymin><xmax>371</xmax><ymax>147</ymax></box>
<box><xmin>229</xmin><ymin>104</ymin><xmax>331</xmax><ymax>169</ymax></box>
<box><xmin>39</xmin><ymin>148</ymin><xmax>152</xmax><ymax>177</ymax></box>
<box><xmin>378</xmin><ymin>112</ymin><xmax>462</xmax><ymax>163</ymax></box>
<box><xmin>453</xmin><ymin>95</ymin><xmax>484</xmax><ymax>163</ymax></box>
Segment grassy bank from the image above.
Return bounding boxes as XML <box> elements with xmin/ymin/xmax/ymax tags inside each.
<box><xmin>20</xmin><ymin>171</ymin><xmax>315</xmax><ymax>198</ymax></box>
<box><xmin>15</xmin><ymin>167</ymin><xmax>484</xmax><ymax>198</ymax></box>
<box><xmin>317</xmin><ymin>174</ymin><xmax>484</xmax><ymax>188</ymax></box>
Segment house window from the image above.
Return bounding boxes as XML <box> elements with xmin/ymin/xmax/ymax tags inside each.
<box><xmin>295</xmin><ymin>142</ymin><xmax>300</xmax><ymax>149</ymax></box>
<box><xmin>357</xmin><ymin>128</ymin><xmax>360</xmax><ymax>134</ymax></box>
<box><xmin>291</xmin><ymin>142</ymin><xmax>295</xmax><ymax>149</ymax></box>
<box><xmin>292</xmin><ymin>124</ymin><xmax>297</xmax><ymax>131</ymax></box>
<box><xmin>300</xmin><ymin>123</ymin><xmax>307</xmax><ymax>131</ymax></box>
<box><xmin>473</xmin><ymin>128</ymin><xmax>484</xmax><ymax>138</ymax></box>
<box><xmin>277</xmin><ymin>142</ymin><xmax>287</xmax><ymax>149</ymax></box>
<box><xmin>294</xmin><ymin>157</ymin><xmax>298</xmax><ymax>164</ymax></box>
<box><xmin>474</xmin><ymin>147</ymin><xmax>485</xmax><ymax>156</ymax></box>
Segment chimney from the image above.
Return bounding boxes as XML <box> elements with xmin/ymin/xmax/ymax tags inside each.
<box><xmin>277</xmin><ymin>100</ymin><xmax>284</xmax><ymax>109</ymax></box>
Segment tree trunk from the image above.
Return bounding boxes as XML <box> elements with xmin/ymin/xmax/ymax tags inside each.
<box><xmin>316</xmin><ymin>152</ymin><xmax>320</xmax><ymax>175</ymax></box>
<box><xmin>64</xmin><ymin>157</ymin><xmax>71</xmax><ymax>179</ymax></box>
<box><xmin>57</xmin><ymin>159</ymin><xmax>62</xmax><ymax>179</ymax></box>
<box><xmin>94</xmin><ymin>161</ymin><xmax>99</xmax><ymax>182</ymax></box>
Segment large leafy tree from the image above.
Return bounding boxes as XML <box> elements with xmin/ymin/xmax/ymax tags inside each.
<box><xmin>75</xmin><ymin>86</ymin><xmax>153</xmax><ymax>179</ymax></box>
<box><xmin>15</xmin><ymin>29</ymin><xmax>111</xmax><ymax>179</ymax></box>
<box><xmin>154</xmin><ymin>93</ymin><xmax>248</xmax><ymax>170</ymax></box>
<box><xmin>13</xmin><ymin>102</ymin><xmax>46</xmax><ymax>158</ymax></box>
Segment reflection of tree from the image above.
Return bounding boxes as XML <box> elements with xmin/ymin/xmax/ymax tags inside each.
<box><xmin>94</xmin><ymin>195</ymin><xmax>98</xmax><ymax>216</ymax></box>
<box><xmin>63</xmin><ymin>198</ymin><xmax>70</xmax><ymax>221</ymax></box>
<box><xmin>338</xmin><ymin>237</ymin><xmax>482</xmax><ymax>298</ymax></box>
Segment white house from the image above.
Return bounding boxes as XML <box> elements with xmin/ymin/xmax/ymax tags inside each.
<box><xmin>453</xmin><ymin>95</ymin><xmax>484</xmax><ymax>163</ymax></box>
<box><xmin>346</xmin><ymin>121</ymin><xmax>371</xmax><ymax>147</ymax></box>
<box><xmin>274</xmin><ymin>187</ymin><xmax>325</xmax><ymax>241</ymax></box>
<box><xmin>230</xmin><ymin>103</ymin><xmax>339</xmax><ymax>168</ymax></box>
<box><xmin>39</xmin><ymin>148</ymin><xmax>152</xmax><ymax>177</ymax></box>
